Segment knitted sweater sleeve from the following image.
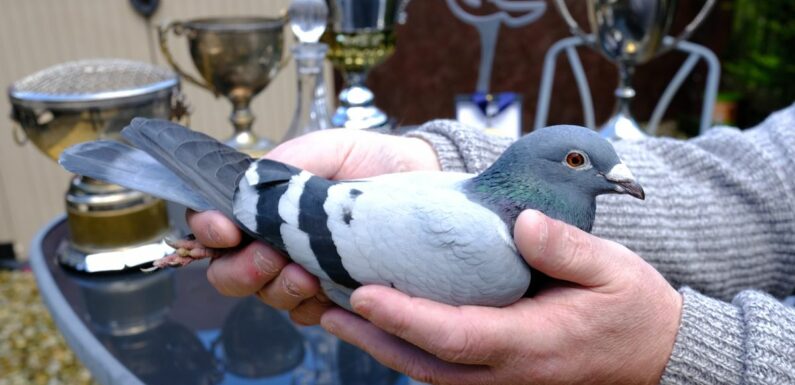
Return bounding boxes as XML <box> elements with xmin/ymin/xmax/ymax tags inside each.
<box><xmin>407</xmin><ymin>105</ymin><xmax>795</xmax><ymax>384</ymax></box>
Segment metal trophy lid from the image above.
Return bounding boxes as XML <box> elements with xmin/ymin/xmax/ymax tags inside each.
<box><xmin>8</xmin><ymin>59</ymin><xmax>179</xmax><ymax>110</ymax></box>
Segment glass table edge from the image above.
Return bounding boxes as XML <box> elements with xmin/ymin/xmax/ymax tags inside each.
<box><xmin>29</xmin><ymin>214</ymin><xmax>144</xmax><ymax>385</ymax></box>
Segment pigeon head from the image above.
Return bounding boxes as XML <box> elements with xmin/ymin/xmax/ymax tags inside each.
<box><xmin>467</xmin><ymin>125</ymin><xmax>644</xmax><ymax>232</ymax></box>
<box><xmin>514</xmin><ymin>125</ymin><xmax>645</xmax><ymax>201</ymax></box>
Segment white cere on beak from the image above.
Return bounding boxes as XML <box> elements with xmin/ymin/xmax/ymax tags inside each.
<box><xmin>604</xmin><ymin>162</ymin><xmax>645</xmax><ymax>199</ymax></box>
<box><xmin>605</xmin><ymin>163</ymin><xmax>636</xmax><ymax>183</ymax></box>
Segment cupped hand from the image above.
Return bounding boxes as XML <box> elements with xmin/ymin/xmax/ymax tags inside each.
<box><xmin>188</xmin><ymin>129</ymin><xmax>440</xmax><ymax>325</ymax></box>
<box><xmin>320</xmin><ymin>210</ymin><xmax>683</xmax><ymax>385</ymax></box>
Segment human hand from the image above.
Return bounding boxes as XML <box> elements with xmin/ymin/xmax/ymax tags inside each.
<box><xmin>320</xmin><ymin>210</ymin><xmax>683</xmax><ymax>385</ymax></box>
<box><xmin>188</xmin><ymin>129</ymin><xmax>440</xmax><ymax>325</ymax></box>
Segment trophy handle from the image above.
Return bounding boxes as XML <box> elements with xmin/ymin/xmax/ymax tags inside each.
<box><xmin>157</xmin><ymin>20</ymin><xmax>217</xmax><ymax>95</ymax></box>
<box><xmin>551</xmin><ymin>0</ymin><xmax>593</xmax><ymax>46</ymax></box>
<box><xmin>11</xmin><ymin>123</ymin><xmax>28</xmax><ymax>146</ymax></box>
<box><xmin>660</xmin><ymin>0</ymin><xmax>717</xmax><ymax>52</ymax></box>
<box><xmin>9</xmin><ymin>106</ymin><xmax>30</xmax><ymax>145</ymax></box>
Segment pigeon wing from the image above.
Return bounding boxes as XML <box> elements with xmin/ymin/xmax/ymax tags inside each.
<box><xmin>321</xmin><ymin>172</ymin><xmax>532</xmax><ymax>307</ymax></box>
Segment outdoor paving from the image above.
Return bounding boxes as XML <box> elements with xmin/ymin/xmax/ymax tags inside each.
<box><xmin>0</xmin><ymin>270</ymin><xmax>95</xmax><ymax>385</ymax></box>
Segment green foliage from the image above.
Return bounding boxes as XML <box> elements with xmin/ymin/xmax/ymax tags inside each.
<box><xmin>723</xmin><ymin>0</ymin><xmax>795</xmax><ymax>125</ymax></box>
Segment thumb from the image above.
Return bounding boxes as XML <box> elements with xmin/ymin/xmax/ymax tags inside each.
<box><xmin>514</xmin><ymin>210</ymin><xmax>627</xmax><ymax>287</ymax></box>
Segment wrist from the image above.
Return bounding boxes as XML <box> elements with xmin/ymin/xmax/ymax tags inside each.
<box><xmin>643</xmin><ymin>288</ymin><xmax>684</xmax><ymax>385</ymax></box>
<box><xmin>659</xmin><ymin>288</ymin><xmax>745</xmax><ymax>385</ymax></box>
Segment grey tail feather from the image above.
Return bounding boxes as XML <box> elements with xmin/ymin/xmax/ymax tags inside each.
<box><xmin>121</xmin><ymin>118</ymin><xmax>253</xmax><ymax>219</ymax></box>
<box><xmin>59</xmin><ymin>140</ymin><xmax>214</xmax><ymax>212</ymax></box>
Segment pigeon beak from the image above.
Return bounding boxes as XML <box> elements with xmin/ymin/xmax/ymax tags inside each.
<box><xmin>604</xmin><ymin>163</ymin><xmax>645</xmax><ymax>200</ymax></box>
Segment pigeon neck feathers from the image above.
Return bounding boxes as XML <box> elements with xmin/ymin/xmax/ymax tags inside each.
<box><xmin>465</xmin><ymin>164</ymin><xmax>596</xmax><ymax>233</ymax></box>
<box><xmin>464</xmin><ymin>133</ymin><xmax>599</xmax><ymax>233</ymax></box>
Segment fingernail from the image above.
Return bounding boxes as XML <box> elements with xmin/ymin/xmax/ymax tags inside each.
<box><xmin>282</xmin><ymin>278</ymin><xmax>302</xmax><ymax>297</ymax></box>
<box><xmin>252</xmin><ymin>248</ymin><xmax>279</xmax><ymax>276</ymax></box>
<box><xmin>351</xmin><ymin>297</ymin><xmax>371</xmax><ymax>317</ymax></box>
<box><xmin>206</xmin><ymin>224</ymin><xmax>222</xmax><ymax>245</ymax></box>
<box><xmin>321</xmin><ymin>316</ymin><xmax>337</xmax><ymax>334</ymax></box>
<box><xmin>533</xmin><ymin>211</ymin><xmax>549</xmax><ymax>256</ymax></box>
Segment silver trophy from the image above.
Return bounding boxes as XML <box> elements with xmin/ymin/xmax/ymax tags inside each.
<box><xmin>9</xmin><ymin>59</ymin><xmax>188</xmax><ymax>273</ymax></box>
<box><xmin>552</xmin><ymin>0</ymin><xmax>715</xmax><ymax>140</ymax></box>
<box><xmin>324</xmin><ymin>0</ymin><xmax>408</xmax><ymax>130</ymax></box>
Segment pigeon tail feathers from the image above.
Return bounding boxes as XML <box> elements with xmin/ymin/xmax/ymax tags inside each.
<box><xmin>121</xmin><ymin>118</ymin><xmax>253</xmax><ymax>219</ymax></box>
<box><xmin>59</xmin><ymin>140</ymin><xmax>214</xmax><ymax>211</ymax></box>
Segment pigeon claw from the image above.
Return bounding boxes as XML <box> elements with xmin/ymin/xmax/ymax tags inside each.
<box><xmin>141</xmin><ymin>234</ymin><xmax>223</xmax><ymax>272</ymax></box>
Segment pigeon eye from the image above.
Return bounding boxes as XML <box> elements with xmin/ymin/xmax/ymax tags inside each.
<box><xmin>565</xmin><ymin>151</ymin><xmax>588</xmax><ymax>169</ymax></box>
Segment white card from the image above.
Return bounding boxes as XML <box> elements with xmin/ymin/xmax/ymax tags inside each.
<box><xmin>455</xmin><ymin>93</ymin><xmax>522</xmax><ymax>140</ymax></box>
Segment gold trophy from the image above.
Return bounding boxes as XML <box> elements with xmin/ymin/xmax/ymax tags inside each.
<box><xmin>8</xmin><ymin>59</ymin><xmax>189</xmax><ymax>273</ymax></box>
<box><xmin>159</xmin><ymin>16</ymin><xmax>290</xmax><ymax>157</ymax></box>
<box><xmin>323</xmin><ymin>0</ymin><xmax>406</xmax><ymax>130</ymax></box>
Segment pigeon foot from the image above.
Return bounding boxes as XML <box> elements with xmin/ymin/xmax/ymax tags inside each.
<box><xmin>142</xmin><ymin>234</ymin><xmax>222</xmax><ymax>272</ymax></box>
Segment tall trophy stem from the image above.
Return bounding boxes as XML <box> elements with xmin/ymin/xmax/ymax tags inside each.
<box><xmin>230</xmin><ymin>97</ymin><xmax>254</xmax><ymax>133</ymax></box>
<box><xmin>326</xmin><ymin>0</ymin><xmax>401</xmax><ymax>130</ymax></box>
<box><xmin>345</xmin><ymin>71</ymin><xmax>366</xmax><ymax>89</ymax></box>
<box><xmin>615</xmin><ymin>63</ymin><xmax>636</xmax><ymax>117</ymax></box>
<box><xmin>600</xmin><ymin>63</ymin><xmax>645</xmax><ymax>141</ymax></box>
<box><xmin>227</xmin><ymin>91</ymin><xmax>272</xmax><ymax>157</ymax></box>
<box><xmin>332</xmin><ymin>71</ymin><xmax>389</xmax><ymax>129</ymax></box>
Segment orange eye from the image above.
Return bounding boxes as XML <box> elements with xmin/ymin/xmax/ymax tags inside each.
<box><xmin>566</xmin><ymin>152</ymin><xmax>586</xmax><ymax>168</ymax></box>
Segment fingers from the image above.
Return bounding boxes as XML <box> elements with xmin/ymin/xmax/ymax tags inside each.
<box><xmin>514</xmin><ymin>210</ymin><xmax>629</xmax><ymax>288</ymax></box>
<box><xmin>186</xmin><ymin>210</ymin><xmax>241</xmax><ymax>248</ymax></box>
<box><xmin>266</xmin><ymin>130</ymin><xmax>349</xmax><ymax>178</ymax></box>
<box><xmin>348</xmin><ymin>285</ymin><xmax>515</xmax><ymax>365</ymax></box>
<box><xmin>206</xmin><ymin>240</ymin><xmax>324</xmax><ymax>319</ymax></box>
<box><xmin>321</xmin><ymin>308</ymin><xmax>493</xmax><ymax>385</ymax></box>
<box><xmin>399</xmin><ymin>137</ymin><xmax>441</xmax><ymax>172</ymax></box>
<box><xmin>256</xmin><ymin>263</ymin><xmax>321</xmax><ymax>309</ymax></box>
<box><xmin>288</xmin><ymin>294</ymin><xmax>334</xmax><ymax>326</ymax></box>
<box><xmin>206</xmin><ymin>241</ymin><xmax>288</xmax><ymax>296</ymax></box>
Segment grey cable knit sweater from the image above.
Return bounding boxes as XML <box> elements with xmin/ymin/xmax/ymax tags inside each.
<box><xmin>406</xmin><ymin>105</ymin><xmax>795</xmax><ymax>384</ymax></box>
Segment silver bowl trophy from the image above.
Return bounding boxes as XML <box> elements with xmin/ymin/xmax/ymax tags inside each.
<box><xmin>552</xmin><ymin>0</ymin><xmax>716</xmax><ymax>140</ymax></box>
<box><xmin>159</xmin><ymin>16</ymin><xmax>289</xmax><ymax>156</ymax></box>
<box><xmin>323</xmin><ymin>0</ymin><xmax>408</xmax><ymax>130</ymax></box>
<box><xmin>9</xmin><ymin>59</ymin><xmax>188</xmax><ymax>273</ymax></box>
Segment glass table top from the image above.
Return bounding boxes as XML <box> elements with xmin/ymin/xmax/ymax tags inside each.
<box><xmin>31</xmin><ymin>216</ymin><xmax>407</xmax><ymax>385</ymax></box>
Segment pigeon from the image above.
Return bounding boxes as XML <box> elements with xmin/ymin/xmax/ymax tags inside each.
<box><xmin>59</xmin><ymin>118</ymin><xmax>644</xmax><ymax>309</ymax></box>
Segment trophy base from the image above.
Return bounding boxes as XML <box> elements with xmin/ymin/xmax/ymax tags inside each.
<box><xmin>58</xmin><ymin>238</ymin><xmax>175</xmax><ymax>274</ymax></box>
<box><xmin>332</xmin><ymin>105</ymin><xmax>390</xmax><ymax>130</ymax></box>
<box><xmin>63</xmin><ymin>176</ymin><xmax>176</xmax><ymax>274</ymax></box>
<box><xmin>599</xmin><ymin>113</ymin><xmax>647</xmax><ymax>142</ymax></box>
<box><xmin>332</xmin><ymin>85</ymin><xmax>390</xmax><ymax>130</ymax></box>
<box><xmin>224</xmin><ymin>131</ymin><xmax>274</xmax><ymax>158</ymax></box>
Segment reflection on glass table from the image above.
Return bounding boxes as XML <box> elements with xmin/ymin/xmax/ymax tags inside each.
<box><xmin>30</xmin><ymin>216</ymin><xmax>406</xmax><ymax>385</ymax></box>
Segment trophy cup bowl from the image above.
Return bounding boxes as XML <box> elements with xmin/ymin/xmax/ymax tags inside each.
<box><xmin>159</xmin><ymin>16</ymin><xmax>289</xmax><ymax>157</ymax></box>
<box><xmin>8</xmin><ymin>59</ymin><xmax>188</xmax><ymax>273</ymax></box>
<box><xmin>324</xmin><ymin>0</ymin><xmax>404</xmax><ymax>130</ymax></box>
<box><xmin>552</xmin><ymin>0</ymin><xmax>716</xmax><ymax>140</ymax></box>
